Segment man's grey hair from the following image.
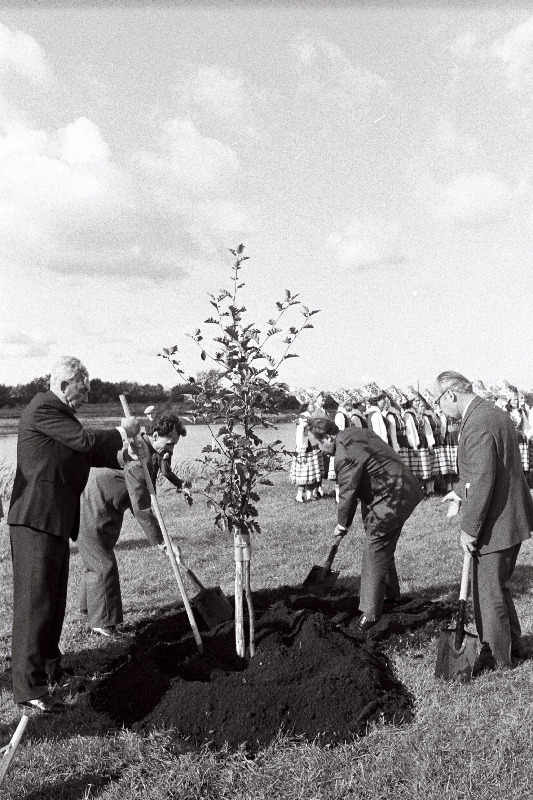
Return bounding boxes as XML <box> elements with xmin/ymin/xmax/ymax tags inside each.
<box><xmin>50</xmin><ymin>356</ymin><xmax>88</xmax><ymax>392</ymax></box>
<box><xmin>435</xmin><ymin>371</ymin><xmax>473</xmax><ymax>395</ymax></box>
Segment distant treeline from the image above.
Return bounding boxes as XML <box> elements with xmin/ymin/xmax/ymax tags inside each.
<box><xmin>0</xmin><ymin>375</ymin><xmax>304</xmax><ymax>410</ymax></box>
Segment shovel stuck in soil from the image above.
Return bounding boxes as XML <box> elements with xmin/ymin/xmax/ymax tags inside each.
<box><xmin>179</xmin><ymin>560</ymin><xmax>233</xmax><ymax>628</ymax></box>
<box><xmin>435</xmin><ymin>552</ymin><xmax>478</xmax><ymax>680</ymax></box>
<box><xmin>302</xmin><ymin>535</ymin><xmax>343</xmax><ymax>595</ymax></box>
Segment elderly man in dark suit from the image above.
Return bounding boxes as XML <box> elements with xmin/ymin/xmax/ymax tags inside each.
<box><xmin>436</xmin><ymin>371</ymin><xmax>533</xmax><ymax>673</ymax></box>
<box><xmin>7</xmin><ymin>356</ymin><xmax>140</xmax><ymax>713</ymax></box>
<box><xmin>308</xmin><ymin>417</ymin><xmax>423</xmax><ymax>632</ymax></box>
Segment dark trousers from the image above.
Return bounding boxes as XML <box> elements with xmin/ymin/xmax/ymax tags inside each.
<box><xmin>10</xmin><ymin>526</ymin><xmax>69</xmax><ymax>703</ymax></box>
<box><xmin>472</xmin><ymin>544</ymin><xmax>521</xmax><ymax>668</ymax></box>
<box><xmin>359</xmin><ymin>525</ymin><xmax>403</xmax><ymax>621</ymax></box>
<box><xmin>77</xmin><ymin>515</ymin><xmax>124</xmax><ymax>629</ymax></box>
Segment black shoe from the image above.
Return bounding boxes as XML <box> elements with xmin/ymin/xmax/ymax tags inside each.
<box><xmin>90</xmin><ymin>626</ymin><xmax>125</xmax><ymax>640</ymax></box>
<box><xmin>472</xmin><ymin>655</ymin><xmax>497</xmax><ymax>678</ymax></box>
<box><xmin>48</xmin><ymin>666</ymin><xmax>76</xmax><ymax>688</ymax></box>
<box><xmin>19</xmin><ymin>694</ymin><xmax>68</xmax><ymax>714</ymax></box>
<box><xmin>356</xmin><ymin>615</ymin><xmax>381</xmax><ymax>633</ymax></box>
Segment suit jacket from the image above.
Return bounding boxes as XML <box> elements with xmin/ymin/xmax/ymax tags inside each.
<box><xmin>8</xmin><ymin>390</ymin><xmax>123</xmax><ymax>541</ymax></box>
<box><xmin>458</xmin><ymin>396</ymin><xmax>533</xmax><ymax>554</ymax></box>
<box><xmin>80</xmin><ymin>453</ymin><xmax>163</xmax><ymax>547</ymax></box>
<box><xmin>335</xmin><ymin>427</ymin><xmax>423</xmax><ymax>531</ymax></box>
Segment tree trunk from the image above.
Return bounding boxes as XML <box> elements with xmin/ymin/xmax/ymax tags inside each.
<box><xmin>234</xmin><ymin>531</ymin><xmax>254</xmax><ymax>657</ymax></box>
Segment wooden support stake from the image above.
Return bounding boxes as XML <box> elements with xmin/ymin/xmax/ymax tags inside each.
<box><xmin>234</xmin><ymin>532</ymin><xmax>246</xmax><ymax>657</ymax></box>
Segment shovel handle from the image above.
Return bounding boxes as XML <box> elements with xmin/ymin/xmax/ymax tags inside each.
<box><xmin>0</xmin><ymin>714</ymin><xmax>29</xmax><ymax>787</ymax></box>
<box><xmin>119</xmin><ymin>395</ymin><xmax>203</xmax><ymax>653</ymax></box>
<box><xmin>459</xmin><ymin>551</ymin><xmax>472</xmax><ymax>603</ymax></box>
<box><xmin>184</xmin><ymin>567</ymin><xmax>205</xmax><ymax>593</ymax></box>
<box><xmin>454</xmin><ymin>552</ymin><xmax>472</xmax><ymax>650</ymax></box>
<box><xmin>320</xmin><ymin>535</ymin><xmax>343</xmax><ymax>578</ymax></box>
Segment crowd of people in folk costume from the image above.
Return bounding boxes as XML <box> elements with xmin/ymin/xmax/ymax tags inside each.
<box><xmin>289</xmin><ymin>379</ymin><xmax>533</xmax><ymax>503</ymax></box>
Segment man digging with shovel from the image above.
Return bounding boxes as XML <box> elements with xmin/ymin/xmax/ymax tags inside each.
<box><xmin>77</xmin><ymin>409</ymin><xmax>190</xmax><ymax>638</ymax></box>
<box><xmin>308</xmin><ymin>418</ymin><xmax>423</xmax><ymax>633</ymax></box>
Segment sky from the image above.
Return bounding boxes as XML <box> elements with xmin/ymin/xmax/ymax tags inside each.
<box><xmin>1</xmin><ymin>1</ymin><xmax>533</xmax><ymax>395</ymax></box>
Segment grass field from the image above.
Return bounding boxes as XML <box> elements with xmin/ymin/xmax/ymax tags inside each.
<box><xmin>2</xmin><ymin>475</ymin><xmax>533</xmax><ymax>799</ymax></box>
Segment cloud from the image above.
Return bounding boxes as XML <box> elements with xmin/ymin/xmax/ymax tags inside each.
<box><xmin>0</xmin><ymin>23</ymin><xmax>52</xmax><ymax>85</ymax></box>
<box><xmin>0</xmin><ymin>111</ymin><xmax>250</xmax><ymax>279</ymax></box>
<box><xmin>180</xmin><ymin>65</ymin><xmax>246</xmax><ymax>120</ymax></box>
<box><xmin>430</xmin><ymin>115</ymin><xmax>478</xmax><ymax>156</ymax></box>
<box><xmin>492</xmin><ymin>14</ymin><xmax>533</xmax><ymax>90</ymax></box>
<box><xmin>327</xmin><ymin>217</ymin><xmax>405</xmax><ymax>271</ymax></box>
<box><xmin>422</xmin><ymin>171</ymin><xmax>528</xmax><ymax>223</ymax></box>
<box><xmin>0</xmin><ymin>329</ymin><xmax>55</xmax><ymax>359</ymax></box>
<box><xmin>293</xmin><ymin>32</ymin><xmax>388</xmax><ymax>113</ymax></box>
<box><xmin>449</xmin><ymin>32</ymin><xmax>481</xmax><ymax>61</ymax></box>
<box><xmin>153</xmin><ymin>116</ymin><xmax>239</xmax><ymax>193</ymax></box>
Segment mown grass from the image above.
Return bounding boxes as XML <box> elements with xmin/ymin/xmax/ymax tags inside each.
<box><xmin>2</xmin><ymin>472</ymin><xmax>533</xmax><ymax>798</ymax></box>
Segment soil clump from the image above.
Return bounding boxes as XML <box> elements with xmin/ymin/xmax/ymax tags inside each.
<box><xmin>92</xmin><ymin>588</ymin><xmax>453</xmax><ymax>751</ymax></box>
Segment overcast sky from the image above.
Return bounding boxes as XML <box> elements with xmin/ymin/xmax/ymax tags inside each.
<box><xmin>1</xmin><ymin>2</ymin><xmax>532</xmax><ymax>394</ymax></box>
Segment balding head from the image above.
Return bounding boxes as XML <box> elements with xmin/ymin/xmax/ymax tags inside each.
<box><xmin>433</xmin><ymin>371</ymin><xmax>475</xmax><ymax>420</ymax></box>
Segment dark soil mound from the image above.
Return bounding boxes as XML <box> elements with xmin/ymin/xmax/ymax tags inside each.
<box><xmin>92</xmin><ymin>589</ymin><xmax>453</xmax><ymax>751</ymax></box>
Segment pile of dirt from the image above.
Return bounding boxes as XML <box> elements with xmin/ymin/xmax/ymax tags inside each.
<box><xmin>92</xmin><ymin>589</ymin><xmax>453</xmax><ymax>751</ymax></box>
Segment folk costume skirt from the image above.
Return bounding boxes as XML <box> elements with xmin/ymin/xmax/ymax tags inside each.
<box><xmin>290</xmin><ymin>445</ymin><xmax>324</xmax><ymax>486</ymax></box>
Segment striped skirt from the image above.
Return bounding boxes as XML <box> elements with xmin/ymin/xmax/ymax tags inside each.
<box><xmin>289</xmin><ymin>447</ymin><xmax>324</xmax><ymax>486</ymax></box>
<box><xmin>432</xmin><ymin>445</ymin><xmax>458</xmax><ymax>475</ymax></box>
<box><xmin>407</xmin><ymin>448</ymin><xmax>433</xmax><ymax>480</ymax></box>
<box><xmin>519</xmin><ymin>441</ymin><xmax>529</xmax><ymax>472</ymax></box>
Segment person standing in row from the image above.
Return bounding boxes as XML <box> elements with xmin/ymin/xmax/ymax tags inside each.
<box><xmin>7</xmin><ymin>356</ymin><xmax>139</xmax><ymax>713</ymax></box>
<box><xmin>437</xmin><ymin>371</ymin><xmax>533</xmax><ymax>673</ymax></box>
<box><xmin>289</xmin><ymin>393</ymin><xmax>325</xmax><ymax>502</ymax></box>
<box><xmin>328</xmin><ymin>391</ymin><xmax>354</xmax><ymax>503</ymax></box>
<box><xmin>364</xmin><ymin>383</ymin><xmax>391</xmax><ymax>446</ymax></box>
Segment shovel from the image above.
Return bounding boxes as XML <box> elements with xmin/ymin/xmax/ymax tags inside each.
<box><xmin>185</xmin><ymin>566</ymin><xmax>234</xmax><ymax>628</ymax></box>
<box><xmin>170</xmin><ymin>544</ymin><xmax>233</xmax><ymax>628</ymax></box>
<box><xmin>302</xmin><ymin>534</ymin><xmax>343</xmax><ymax>595</ymax></box>
<box><xmin>0</xmin><ymin>714</ymin><xmax>29</xmax><ymax>787</ymax></box>
<box><xmin>435</xmin><ymin>551</ymin><xmax>478</xmax><ymax>680</ymax></box>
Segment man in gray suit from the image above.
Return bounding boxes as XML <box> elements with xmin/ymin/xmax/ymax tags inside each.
<box><xmin>308</xmin><ymin>417</ymin><xmax>423</xmax><ymax>632</ymax></box>
<box><xmin>436</xmin><ymin>371</ymin><xmax>533</xmax><ymax>672</ymax></box>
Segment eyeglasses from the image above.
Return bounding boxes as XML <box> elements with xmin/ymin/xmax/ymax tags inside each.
<box><xmin>435</xmin><ymin>384</ymin><xmax>461</xmax><ymax>407</ymax></box>
<box><xmin>434</xmin><ymin>388</ymin><xmax>448</xmax><ymax>407</ymax></box>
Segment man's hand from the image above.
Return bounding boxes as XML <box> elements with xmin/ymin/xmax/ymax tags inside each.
<box><xmin>442</xmin><ymin>490</ymin><xmax>462</xmax><ymax>518</ymax></box>
<box><xmin>128</xmin><ymin>436</ymin><xmax>150</xmax><ymax>460</ymax></box>
<box><xmin>121</xmin><ymin>416</ymin><xmax>141</xmax><ymax>438</ymax></box>
<box><xmin>333</xmin><ymin>524</ymin><xmax>348</xmax><ymax>538</ymax></box>
<box><xmin>460</xmin><ymin>530</ymin><xmax>477</xmax><ymax>554</ymax></box>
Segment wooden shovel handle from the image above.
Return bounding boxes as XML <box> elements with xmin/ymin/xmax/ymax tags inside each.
<box><xmin>0</xmin><ymin>714</ymin><xmax>29</xmax><ymax>787</ymax></box>
<box><xmin>320</xmin><ymin>535</ymin><xmax>343</xmax><ymax>578</ymax></box>
<box><xmin>454</xmin><ymin>552</ymin><xmax>472</xmax><ymax>650</ymax></box>
<box><xmin>459</xmin><ymin>551</ymin><xmax>472</xmax><ymax>603</ymax></box>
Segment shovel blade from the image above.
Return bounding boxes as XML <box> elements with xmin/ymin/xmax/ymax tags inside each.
<box><xmin>302</xmin><ymin>565</ymin><xmax>340</xmax><ymax>596</ymax></box>
<box><xmin>435</xmin><ymin>628</ymin><xmax>478</xmax><ymax>681</ymax></box>
<box><xmin>192</xmin><ymin>586</ymin><xmax>233</xmax><ymax>628</ymax></box>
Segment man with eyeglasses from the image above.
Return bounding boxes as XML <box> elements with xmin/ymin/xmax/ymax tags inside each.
<box><xmin>436</xmin><ymin>371</ymin><xmax>533</xmax><ymax>674</ymax></box>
